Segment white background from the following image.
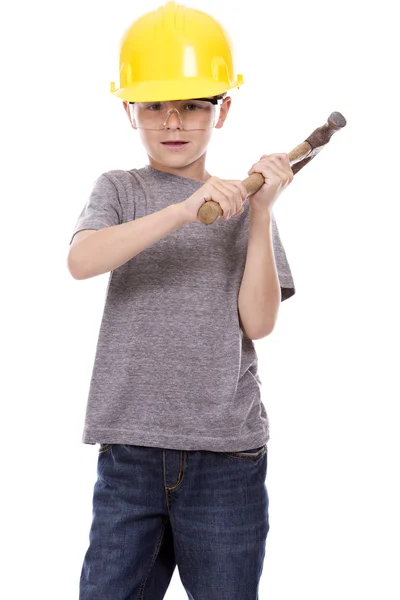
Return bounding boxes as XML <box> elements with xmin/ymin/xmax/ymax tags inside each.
<box><xmin>1</xmin><ymin>0</ymin><xmax>399</xmax><ymax>598</ymax></box>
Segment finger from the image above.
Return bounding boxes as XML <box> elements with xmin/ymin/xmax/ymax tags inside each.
<box><xmin>251</xmin><ymin>157</ymin><xmax>292</xmax><ymax>183</ymax></box>
<box><xmin>248</xmin><ymin>158</ymin><xmax>276</xmax><ymax>176</ymax></box>
<box><xmin>225</xmin><ymin>181</ymin><xmax>247</xmax><ymax>213</ymax></box>
<box><xmin>248</xmin><ymin>157</ymin><xmax>267</xmax><ymax>174</ymax></box>
<box><xmin>248</xmin><ymin>165</ymin><xmax>288</xmax><ymax>190</ymax></box>
<box><xmin>269</xmin><ymin>155</ymin><xmax>294</xmax><ymax>180</ymax></box>
<box><xmin>208</xmin><ymin>179</ymin><xmax>236</xmax><ymax>219</ymax></box>
<box><xmin>248</xmin><ymin>162</ymin><xmax>283</xmax><ymax>180</ymax></box>
<box><xmin>228</xmin><ymin>180</ymin><xmax>248</xmax><ymax>201</ymax></box>
<box><xmin>211</xmin><ymin>179</ymin><xmax>244</xmax><ymax>218</ymax></box>
<box><xmin>226</xmin><ymin>181</ymin><xmax>247</xmax><ymax>215</ymax></box>
<box><xmin>268</xmin><ymin>159</ymin><xmax>291</xmax><ymax>179</ymax></box>
<box><xmin>268</xmin><ymin>153</ymin><xmax>290</xmax><ymax>164</ymax></box>
<box><xmin>232</xmin><ymin>206</ymin><xmax>244</xmax><ymax>217</ymax></box>
<box><xmin>257</xmin><ymin>155</ymin><xmax>287</xmax><ymax>170</ymax></box>
<box><xmin>270</xmin><ymin>153</ymin><xmax>287</xmax><ymax>161</ymax></box>
<box><xmin>254</xmin><ymin>153</ymin><xmax>291</xmax><ymax>172</ymax></box>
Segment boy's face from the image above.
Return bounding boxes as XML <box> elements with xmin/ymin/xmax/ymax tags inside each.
<box><xmin>122</xmin><ymin>97</ymin><xmax>231</xmax><ymax>169</ymax></box>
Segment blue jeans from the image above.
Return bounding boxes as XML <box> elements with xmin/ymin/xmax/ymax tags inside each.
<box><xmin>79</xmin><ymin>443</ymin><xmax>269</xmax><ymax>600</ymax></box>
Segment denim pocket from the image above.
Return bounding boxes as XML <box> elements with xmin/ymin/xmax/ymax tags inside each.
<box><xmin>223</xmin><ymin>444</ymin><xmax>267</xmax><ymax>461</ymax></box>
<box><xmin>98</xmin><ymin>443</ymin><xmax>115</xmax><ymax>454</ymax></box>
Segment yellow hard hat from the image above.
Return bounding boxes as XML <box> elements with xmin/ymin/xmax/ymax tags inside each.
<box><xmin>110</xmin><ymin>1</ymin><xmax>244</xmax><ymax>102</ymax></box>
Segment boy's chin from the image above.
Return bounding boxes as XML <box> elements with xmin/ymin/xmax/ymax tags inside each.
<box><xmin>152</xmin><ymin>153</ymin><xmax>198</xmax><ymax>168</ymax></box>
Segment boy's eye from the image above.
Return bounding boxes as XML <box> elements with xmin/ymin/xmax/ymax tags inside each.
<box><xmin>183</xmin><ymin>102</ymin><xmax>208</xmax><ymax>111</ymax></box>
<box><xmin>142</xmin><ymin>101</ymin><xmax>210</xmax><ymax>112</ymax></box>
<box><xmin>146</xmin><ymin>103</ymin><xmax>163</xmax><ymax>111</ymax></box>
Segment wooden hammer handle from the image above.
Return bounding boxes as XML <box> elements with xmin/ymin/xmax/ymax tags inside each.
<box><xmin>198</xmin><ymin>111</ymin><xmax>346</xmax><ymax>225</ymax></box>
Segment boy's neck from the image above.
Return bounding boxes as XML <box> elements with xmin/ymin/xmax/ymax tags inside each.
<box><xmin>147</xmin><ymin>157</ymin><xmax>211</xmax><ymax>182</ymax></box>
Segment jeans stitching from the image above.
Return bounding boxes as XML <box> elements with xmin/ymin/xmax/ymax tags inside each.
<box><xmin>222</xmin><ymin>445</ymin><xmax>267</xmax><ymax>461</ymax></box>
<box><xmin>165</xmin><ymin>450</ymin><xmax>185</xmax><ymax>491</ymax></box>
<box><xmin>138</xmin><ymin>519</ymin><xmax>168</xmax><ymax>600</ymax></box>
<box><xmin>98</xmin><ymin>443</ymin><xmax>114</xmax><ymax>454</ymax></box>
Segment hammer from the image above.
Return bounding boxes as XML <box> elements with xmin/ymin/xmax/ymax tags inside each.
<box><xmin>198</xmin><ymin>111</ymin><xmax>347</xmax><ymax>225</ymax></box>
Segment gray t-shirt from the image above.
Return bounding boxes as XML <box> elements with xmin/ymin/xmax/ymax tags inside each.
<box><xmin>70</xmin><ymin>165</ymin><xmax>295</xmax><ymax>452</ymax></box>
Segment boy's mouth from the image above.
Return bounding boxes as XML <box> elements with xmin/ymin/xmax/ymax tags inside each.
<box><xmin>161</xmin><ymin>141</ymin><xmax>189</xmax><ymax>150</ymax></box>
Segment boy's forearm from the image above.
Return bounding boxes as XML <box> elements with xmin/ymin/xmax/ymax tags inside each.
<box><xmin>69</xmin><ymin>203</ymin><xmax>188</xmax><ymax>280</ymax></box>
<box><xmin>238</xmin><ymin>207</ymin><xmax>281</xmax><ymax>339</ymax></box>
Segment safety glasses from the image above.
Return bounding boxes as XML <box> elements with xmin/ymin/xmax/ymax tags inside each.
<box><xmin>128</xmin><ymin>96</ymin><xmax>226</xmax><ymax>131</ymax></box>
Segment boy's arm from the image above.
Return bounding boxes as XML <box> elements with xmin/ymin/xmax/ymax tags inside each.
<box><xmin>238</xmin><ymin>207</ymin><xmax>281</xmax><ymax>340</ymax></box>
<box><xmin>68</xmin><ymin>204</ymin><xmax>188</xmax><ymax>280</ymax></box>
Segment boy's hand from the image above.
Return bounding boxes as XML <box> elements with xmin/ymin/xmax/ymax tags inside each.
<box><xmin>180</xmin><ymin>176</ymin><xmax>248</xmax><ymax>224</ymax></box>
<box><xmin>247</xmin><ymin>153</ymin><xmax>294</xmax><ymax>213</ymax></box>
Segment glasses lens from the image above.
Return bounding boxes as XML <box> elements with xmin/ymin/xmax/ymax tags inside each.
<box><xmin>130</xmin><ymin>99</ymin><xmax>222</xmax><ymax>130</ymax></box>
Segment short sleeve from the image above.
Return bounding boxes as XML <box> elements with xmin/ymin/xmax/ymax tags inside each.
<box><xmin>271</xmin><ymin>211</ymin><xmax>296</xmax><ymax>301</ymax></box>
<box><xmin>69</xmin><ymin>173</ymin><xmax>123</xmax><ymax>245</ymax></box>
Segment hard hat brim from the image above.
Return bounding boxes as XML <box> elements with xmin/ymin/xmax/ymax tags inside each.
<box><xmin>110</xmin><ymin>78</ymin><xmax>243</xmax><ymax>102</ymax></box>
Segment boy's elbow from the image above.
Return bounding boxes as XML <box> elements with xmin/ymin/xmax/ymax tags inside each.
<box><xmin>67</xmin><ymin>250</ymin><xmax>87</xmax><ymax>280</ymax></box>
<box><xmin>249</xmin><ymin>328</ymin><xmax>273</xmax><ymax>341</ymax></box>
<box><xmin>249</xmin><ymin>321</ymin><xmax>276</xmax><ymax>340</ymax></box>
<box><xmin>68</xmin><ymin>264</ymin><xmax>85</xmax><ymax>280</ymax></box>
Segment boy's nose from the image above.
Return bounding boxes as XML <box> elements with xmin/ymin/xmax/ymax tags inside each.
<box><xmin>164</xmin><ymin>108</ymin><xmax>183</xmax><ymax>129</ymax></box>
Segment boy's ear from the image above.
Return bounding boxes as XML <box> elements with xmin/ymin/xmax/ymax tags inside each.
<box><xmin>215</xmin><ymin>96</ymin><xmax>232</xmax><ymax>129</ymax></box>
<box><xmin>123</xmin><ymin>101</ymin><xmax>135</xmax><ymax>128</ymax></box>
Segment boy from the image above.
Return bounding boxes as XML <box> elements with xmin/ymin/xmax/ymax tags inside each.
<box><xmin>68</xmin><ymin>2</ymin><xmax>295</xmax><ymax>599</ymax></box>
